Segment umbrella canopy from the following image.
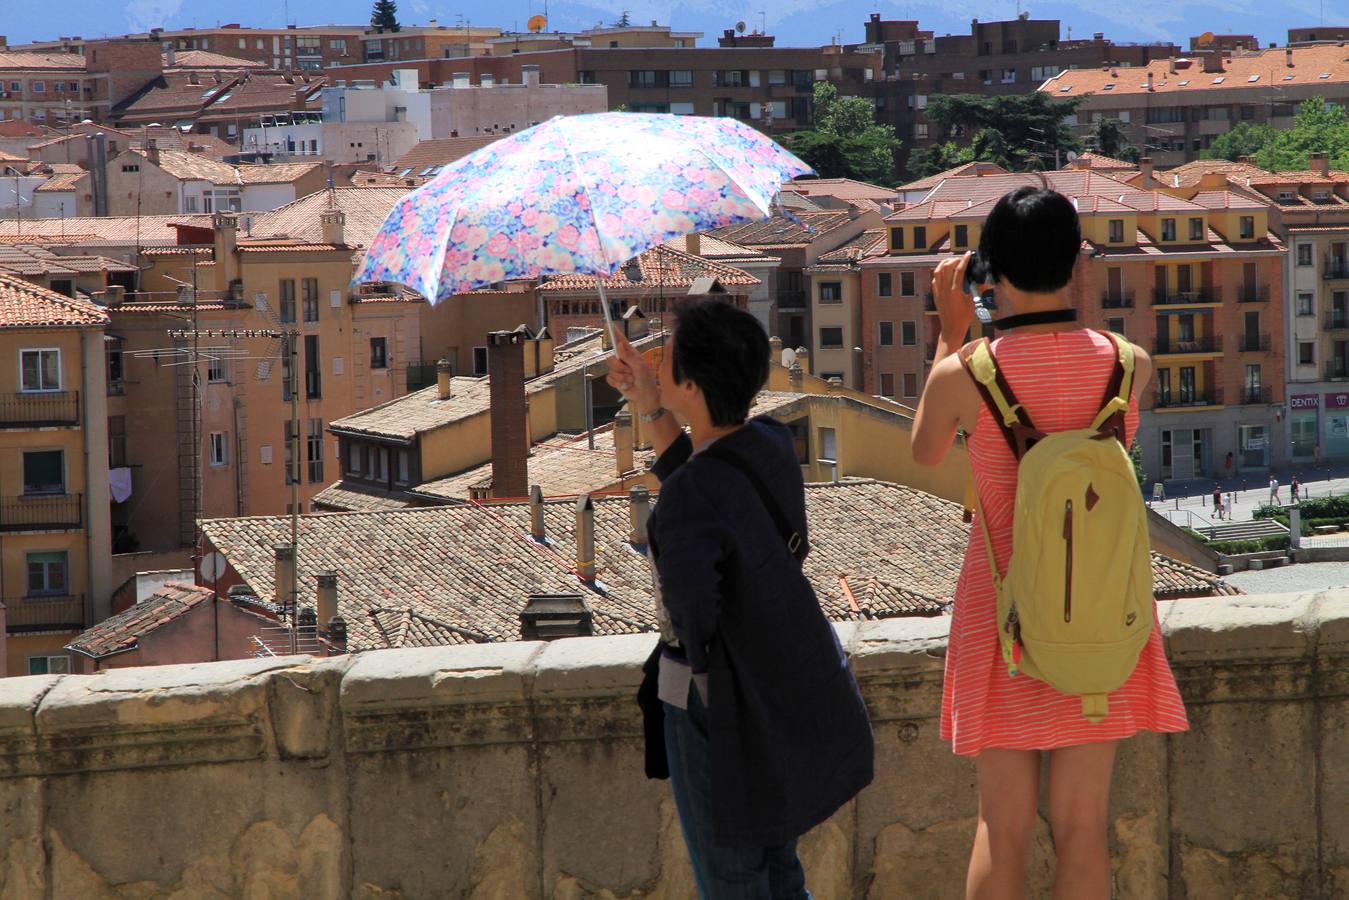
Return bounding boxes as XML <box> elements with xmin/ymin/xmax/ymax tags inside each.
<box><xmin>354</xmin><ymin>112</ymin><xmax>811</xmax><ymax>305</ymax></box>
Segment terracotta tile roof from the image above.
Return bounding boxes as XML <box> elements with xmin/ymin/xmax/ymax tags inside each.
<box><xmin>0</xmin><ymin>244</ymin><xmax>135</xmax><ymax>276</ymax></box>
<box><xmin>200</xmin><ymin>75</ymin><xmax>325</xmax><ymax>117</ymax></box>
<box><xmin>710</xmin><ymin>210</ymin><xmax>856</xmax><ymax>248</ymax></box>
<box><xmin>65</xmin><ymin>582</ymin><xmax>217</xmax><ymax>659</ymax></box>
<box><xmin>0</xmin><ymin>272</ymin><xmax>108</xmax><ymax>329</ymax></box>
<box><xmin>348</xmin><ymin>170</ymin><xmax>425</xmax><ymax>188</ymax></box>
<box><xmin>250</xmin><ymin>188</ymin><xmax>408</xmax><ymax>248</ymax></box>
<box><xmin>202</xmin><ymin>478</ymin><xmax>1240</xmax><ymax>651</ymax></box>
<box><xmin>113</xmin><ymin>73</ymin><xmax>240</xmax><ymax>118</ymax></box>
<box><xmin>1152</xmin><ymin>159</ymin><xmax>1270</xmax><ymax>189</ymax></box>
<box><xmin>661</xmin><ymin>234</ymin><xmax>780</xmax><ymax>264</ymax></box>
<box><xmin>0</xmin><ymin>51</ymin><xmax>86</xmax><ymax>71</ymax></box>
<box><xmin>788</xmin><ymin>178</ymin><xmax>901</xmax><ymax>202</ymax></box>
<box><xmin>311</xmin><ymin>482</ymin><xmax>415</xmax><ymax>513</ymax></box>
<box><xmin>0</xmin><ymin>121</ymin><xmax>44</xmax><ymax>138</ymax></box>
<box><xmin>0</xmin><ymin>214</ymin><xmax>214</xmax><ymax>247</ymax></box>
<box><xmin>166</xmin><ymin>50</ymin><xmax>268</xmax><ymax>69</ymax></box>
<box><xmin>34</xmin><ymin>171</ymin><xmax>88</xmax><ymax>192</ymax></box>
<box><xmin>1046</xmin><ymin>44</ymin><xmax>1349</xmax><ymax>98</ymax></box>
<box><xmin>815</xmin><ymin>228</ymin><xmax>887</xmax><ymax>264</ymax></box>
<box><xmin>1188</xmin><ymin>190</ymin><xmax>1270</xmax><ymax>211</ymax></box>
<box><xmin>537</xmin><ymin>244</ymin><xmax>760</xmax><ymax>292</ymax></box>
<box><xmin>1247</xmin><ymin>169</ymin><xmax>1349</xmax><ymax>186</ymax></box>
<box><xmin>1071</xmin><ymin>152</ymin><xmax>1138</xmax><ymax>172</ymax></box>
<box><xmin>136</xmin><ymin>148</ymin><xmax>239</xmax><ymax>183</ymax></box>
<box><xmin>898</xmin><ymin>161</ymin><xmax>1009</xmax><ymax>192</ymax></box>
<box><xmin>1151</xmin><ymin>553</ymin><xmax>1240</xmax><ymax>596</ymax></box>
<box><xmin>235</xmin><ymin>161</ymin><xmax>323</xmax><ymax>184</ymax></box>
<box><xmin>390</xmin><ymin>135</ymin><xmax>506</xmax><ymax>174</ymax></box>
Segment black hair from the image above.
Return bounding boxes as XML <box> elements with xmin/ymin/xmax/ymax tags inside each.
<box><xmin>978</xmin><ymin>185</ymin><xmax>1081</xmax><ymax>293</ymax></box>
<box><xmin>669</xmin><ymin>299</ymin><xmax>769</xmax><ymax>427</ymax></box>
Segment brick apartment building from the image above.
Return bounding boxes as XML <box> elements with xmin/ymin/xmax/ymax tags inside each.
<box><xmin>1044</xmin><ymin>43</ymin><xmax>1349</xmax><ymax>168</ymax></box>
<box><xmin>0</xmin><ymin>40</ymin><xmax>163</xmax><ymax>126</ymax></box>
<box><xmin>856</xmin><ymin>166</ymin><xmax>1286</xmax><ymax>484</ymax></box>
<box><xmin>860</xmin><ymin>14</ymin><xmax>1178</xmax><ymax>164</ymax></box>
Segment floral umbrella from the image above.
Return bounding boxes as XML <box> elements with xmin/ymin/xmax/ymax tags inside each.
<box><xmin>355</xmin><ymin>112</ymin><xmax>811</xmax><ymax>335</ymax></box>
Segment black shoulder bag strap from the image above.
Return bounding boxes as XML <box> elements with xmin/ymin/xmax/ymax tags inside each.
<box><xmin>698</xmin><ymin>443</ymin><xmax>809</xmax><ymax>562</ymax></box>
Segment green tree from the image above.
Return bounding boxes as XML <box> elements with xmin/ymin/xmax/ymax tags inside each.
<box><xmin>780</xmin><ymin>82</ymin><xmax>903</xmax><ymax>186</ymax></box>
<box><xmin>1203</xmin><ymin>99</ymin><xmax>1349</xmax><ymax>170</ymax></box>
<box><xmin>1202</xmin><ymin>121</ymin><xmax>1276</xmax><ymax>163</ymax></box>
<box><xmin>905</xmin><ymin>140</ymin><xmax>973</xmax><ymax>180</ymax></box>
<box><xmin>370</xmin><ymin>0</ymin><xmax>399</xmax><ymax>31</ymax></box>
<box><xmin>924</xmin><ymin>92</ymin><xmax>1084</xmax><ymax>171</ymax></box>
<box><xmin>1130</xmin><ymin>441</ymin><xmax>1146</xmax><ymax>494</ymax></box>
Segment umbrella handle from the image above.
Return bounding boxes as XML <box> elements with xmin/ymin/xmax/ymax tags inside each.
<box><xmin>597</xmin><ymin>280</ymin><xmax>618</xmax><ymax>350</ymax></box>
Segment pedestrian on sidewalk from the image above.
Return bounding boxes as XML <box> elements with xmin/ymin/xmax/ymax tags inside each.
<box><xmin>1225</xmin><ymin>451</ymin><xmax>1234</xmax><ymax>480</ymax></box>
<box><xmin>1213</xmin><ymin>486</ymin><xmax>1223</xmax><ymax>519</ymax></box>
<box><xmin>1225</xmin><ymin>492</ymin><xmax>1234</xmax><ymax>521</ymax></box>
<box><xmin>1291</xmin><ymin>475</ymin><xmax>1301</xmax><ymax>503</ymax></box>
<box><xmin>1269</xmin><ymin>475</ymin><xmax>1281</xmax><ymax>506</ymax></box>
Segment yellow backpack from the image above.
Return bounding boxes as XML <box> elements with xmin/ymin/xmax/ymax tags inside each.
<box><xmin>959</xmin><ymin>331</ymin><xmax>1153</xmax><ymax>723</ymax></box>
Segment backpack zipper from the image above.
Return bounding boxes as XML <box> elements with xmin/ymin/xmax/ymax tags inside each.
<box><xmin>1063</xmin><ymin>499</ymin><xmax>1074</xmax><ymax>623</ymax></box>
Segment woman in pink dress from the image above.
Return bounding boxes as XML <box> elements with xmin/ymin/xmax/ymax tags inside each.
<box><xmin>912</xmin><ymin>187</ymin><xmax>1188</xmax><ymax>900</ymax></box>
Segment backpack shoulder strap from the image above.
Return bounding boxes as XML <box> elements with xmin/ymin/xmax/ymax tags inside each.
<box><xmin>958</xmin><ymin>339</ymin><xmax>1044</xmax><ymax>461</ymax></box>
<box><xmin>1090</xmin><ymin>331</ymin><xmax>1135</xmax><ymax>447</ymax></box>
<box><xmin>698</xmin><ymin>442</ymin><xmax>808</xmax><ymax>562</ymax></box>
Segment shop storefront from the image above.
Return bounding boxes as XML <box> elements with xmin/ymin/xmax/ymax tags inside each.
<box><xmin>1239</xmin><ymin>424</ymin><xmax>1270</xmax><ymax>470</ymax></box>
<box><xmin>1289</xmin><ymin>394</ymin><xmax>1320</xmax><ymax>461</ymax></box>
<box><xmin>1326</xmin><ymin>392</ymin><xmax>1349</xmax><ymax>459</ymax></box>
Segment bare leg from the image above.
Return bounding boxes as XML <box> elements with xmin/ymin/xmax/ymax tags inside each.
<box><xmin>968</xmin><ymin>748</ymin><xmax>1040</xmax><ymax>900</ymax></box>
<box><xmin>1046</xmin><ymin>740</ymin><xmax>1118</xmax><ymax>900</ymax></box>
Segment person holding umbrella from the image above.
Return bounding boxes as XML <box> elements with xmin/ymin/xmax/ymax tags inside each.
<box><xmin>609</xmin><ymin>299</ymin><xmax>873</xmax><ymax>899</ymax></box>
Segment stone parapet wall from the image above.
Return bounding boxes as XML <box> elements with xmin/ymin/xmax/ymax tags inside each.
<box><xmin>0</xmin><ymin>591</ymin><xmax>1345</xmax><ymax>898</ymax></box>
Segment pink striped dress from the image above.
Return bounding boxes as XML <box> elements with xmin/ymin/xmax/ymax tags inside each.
<box><xmin>940</xmin><ymin>329</ymin><xmax>1189</xmax><ymax>756</ymax></box>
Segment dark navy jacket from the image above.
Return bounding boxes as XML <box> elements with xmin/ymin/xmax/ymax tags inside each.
<box><xmin>648</xmin><ymin>416</ymin><xmax>874</xmax><ymax>847</ymax></box>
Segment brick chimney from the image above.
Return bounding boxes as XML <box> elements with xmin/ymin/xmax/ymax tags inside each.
<box><xmin>1311</xmin><ymin>152</ymin><xmax>1330</xmax><ymax>177</ymax></box>
<box><xmin>574</xmin><ymin>493</ymin><xmax>596</xmax><ymax>582</ymax></box>
<box><xmin>320</xmin><ymin>208</ymin><xmax>345</xmax><ymax>245</ymax></box>
<box><xmin>435</xmin><ymin>358</ymin><xmax>452</xmax><ymax>399</ymax></box>
<box><xmin>529</xmin><ymin>484</ymin><xmax>546</xmax><ymax>541</ymax></box>
<box><xmin>614</xmin><ymin>406</ymin><xmax>634</xmax><ymax>474</ymax></box>
<box><xmin>685</xmin><ymin>232</ymin><xmax>701</xmax><ymax>256</ymax></box>
<box><xmin>628</xmin><ymin>485</ymin><xmax>651</xmax><ymax>545</ymax></box>
<box><xmin>212</xmin><ymin>212</ymin><xmax>239</xmax><ymax>295</ymax></box>
<box><xmin>315</xmin><ymin>571</ymin><xmax>337</xmax><ymax>629</ymax></box>
<box><xmin>1286</xmin><ymin>47</ymin><xmax>1294</xmax><ymax>67</ymax></box>
<box><xmin>145</xmin><ymin>138</ymin><xmax>160</xmax><ymax>166</ymax></box>
<box><xmin>488</xmin><ymin>329</ymin><xmax>529</xmax><ymax>500</ymax></box>
<box><xmin>273</xmin><ymin>545</ymin><xmax>295</xmax><ymax>613</ymax></box>
<box><xmin>1146</xmin><ymin>71</ymin><xmax>1154</xmax><ymax>91</ymax></box>
<box><xmin>1139</xmin><ymin>156</ymin><xmax>1154</xmax><ymax>183</ymax></box>
<box><xmin>1202</xmin><ymin>52</ymin><xmax>1225</xmax><ymax>73</ymax></box>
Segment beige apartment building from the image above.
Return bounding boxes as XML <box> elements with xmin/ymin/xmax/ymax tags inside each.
<box><xmin>806</xmin><ymin>229</ymin><xmax>886</xmax><ymax>390</ymax></box>
<box><xmin>1045</xmin><ymin>44</ymin><xmax>1349</xmax><ymax>168</ymax></box>
<box><xmin>108</xmin><ymin>211</ymin><xmax>421</xmax><ymax>555</ymax></box>
<box><xmin>0</xmin><ymin>40</ymin><xmax>163</xmax><ymax>126</ymax></box>
<box><xmin>0</xmin><ymin>273</ymin><xmax>112</xmax><ymax>677</ymax></box>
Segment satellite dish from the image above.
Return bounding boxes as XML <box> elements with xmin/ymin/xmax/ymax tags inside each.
<box><xmin>201</xmin><ymin>551</ymin><xmax>228</xmax><ymax>581</ymax></box>
<box><xmin>1198</xmin><ymin>31</ymin><xmax>1216</xmax><ymax>47</ymax></box>
<box><xmin>735</xmin><ymin>20</ymin><xmax>747</xmax><ymax>33</ymax></box>
<box><xmin>1066</xmin><ymin>150</ymin><xmax>1080</xmax><ymax>162</ymax></box>
<box><xmin>527</xmin><ymin>14</ymin><xmax>547</xmax><ymax>32</ymax></box>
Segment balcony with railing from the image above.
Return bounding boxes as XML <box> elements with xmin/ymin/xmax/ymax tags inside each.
<box><xmin>1101</xmin><ymin>290</ymin><xmax>1135</xmax><ymax>309</ymax></box>
<box><xmin>923</xmin><ymin>294</ymin><xmax>936</xmax><ymax>313</ymax></box>
<box><xmin>1325</xmin><ymin>313</ymin><xmax>1349</xmax><ymax>331</ymax></box>
<box><xmin>1153</xmin><ymin>288</ymin><xmax>1222</xmax><ymax>306</ymax></box>
<box><xmin>1237</xmin><ymin>332</ymin><xmax>1271</xmax><ymax>352</ymax></box>
<box><xmin>0</xmin><ymin>391</ymin><xmax>80</xmax><ymax>428</ymax></box>
<box><xmin>0</xmin><ymin>494</ymin><xmax>83</xmax><ymax>532</ymax></box>
<box><xmin>1155</xmin><ymin>389</ymin><xmax>1223</xmax><ymax>409</ymax></box>
<box><xmin>1154</xmin><ymin>335</ymin><xmax>1222</xmax><ymax>355</ymax></box>
<box><xmin>1323</xmin><ymin>258</ymin><xmax>1349</xmax><ymax>280</ymax></box>
<box><xmin>1236</xmin><ymin>285</ymin><xmax>1271</xmax><ymax>303</ymax></box>
<box><xmin>4</xmin><ymin>594</ymin><xmax>85</xmax><ymax>632</ymax></box>
<box><xmin>1327</xmin><ymin>360</ymin><xmax>1349</xmax><ymax>381</ymax></box>
<box><xmin>777</xmin><ymin>289</ymin><xmax>807</xmax><ymax>310</ymax></box>
<box><xmin>1238</xmin><ymin>386</ymin><xmax>1272</xmax><ymax>405</ymax></box>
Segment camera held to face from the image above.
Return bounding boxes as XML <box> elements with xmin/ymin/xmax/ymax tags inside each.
<box><xmin>963</xmin><ymin>251</ymin><xmax>998</xmax><ymax>323</ymax></box>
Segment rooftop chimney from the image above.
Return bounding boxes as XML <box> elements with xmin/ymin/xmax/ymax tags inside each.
<box><xmin>628</xmin><ymin>485</ymin><xmax>651</xmax><ymax>545</ymax></box>
<box><xmin>522</xmin><ymin>64</ymin><xmax>540</xmax><ymax>86</ymax></box>
<box><xmin>176</xmin><ymin>284</ymin><xmax>192</xmax><ymax>304</ymax></box>
<box><xmin>488</xmin><ymin>329</ymin><xmax>530</xmax><ymax>500</ymax></box>
<box><xmin>795</xmin><ymin>346</ymin><xmax>811</xmax><ymax>375</ymax></box>
<box><xmin>315</xmin><ymin>571</ymin><xmax>337</xmax><ymax>629</ymax></box>
<box><xmin>529</xmin><ymin>484</ymin><xmax>546</xmax><ymax>541</ymax></box>
<box><xmin>827</xmin><ymin>375</ymin><xmax>844</xmax><ymax>392</ymax></box>
<box><xmin>319</xmin><ymin>208</ymin><xmax>345</xmax><ymax>245</ymax></box>
<box><xmin>574</xmin><ymin>493</ymin><xmax>596</xmax><ymax>582</ymax></box>
<box><xmin>1146</xmin><ymin>71</ymin><xmax>1154</xmax><ymax>91</ymax></box>
<box><xmin>685</xmin><ymin>232</ymin><xmax>701</xmax><ymax>256</ymax></box>
<box><xmin>614</xmin><ymin>406</ymin><xmax>635</xmax><ymax>474</ymax></box>
<box><xmin>789</xmin><ymin>362</ymin><xmax>804</xmax><ymax>389</ymax></box>
<box><xmin>435</xmin><ymin>358</ymin><xmax>452</xmax><ymax>399</ymax></box>
<box><xmin>145</xmin><ymin>137</ymin><xmax>159</xmax><ymax>166</ymax></box>
<box><xmin>1202</xmin><ymin>52</ymin><xmax>1224</xmax><ymax>73</ymax></box>
<box><xmin>101</xmin><ymin>285</ymin><xmax>125</xmax><ymax>308</ymax></box>
<box><xmin>768</xmin><ymin>335</ymin><xmax>783</xmax><ymax>362</ymax></box>
<box><xmin>520</xmin><ymin>593</ymin><xmax>593</xmax><ymax>640</ymax></box>
<box><xmin>212</xmin><ymin>212</ymin><xmax>240</xmax><ymax>295</ymax></box>
<box><xmin>273</xmin><ymin>545</ymin><xmax>295</xmax><ymax>613</ymax></box>
<box><xmin>1311</xmin><ymin>152</ymin><xmax>1330</xmax><ymax>177</ymax></box>
<box><xmin>1168</xmin><ymin>58</ymin><xmax>1177</xmax><ymax>74</ymax></box>
<box><xmin>165</xmin><ymin>45</ymin><xmax>176</xmax><ymax>67</ymax></box>
<box><xmin>1286</xmin><ymin>47</ymin><xmax>1294</xmax><ymax>67</ymax></box>
<box><xmin>1140</xmin><ymin>156</ymin><xmax>1154</xmax><ymax>183</ymax></box>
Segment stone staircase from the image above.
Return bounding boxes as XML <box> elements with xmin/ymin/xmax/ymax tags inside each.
<box><xmin>1195</xmin><ymin>518</ymin><xmax>1289</xmax><ymax>543</ymax></box>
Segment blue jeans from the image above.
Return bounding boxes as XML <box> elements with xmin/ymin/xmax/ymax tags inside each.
<box><xmin>663</xmin><ymin>684</ymin><xmax>812</xmax><ymax>900</ymax></box>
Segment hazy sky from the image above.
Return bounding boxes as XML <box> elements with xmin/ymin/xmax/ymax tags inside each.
<box><xmin>3</xmin><ymin>0</ymin><xmax>1326</xmax><ymax>53</ymax></box>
